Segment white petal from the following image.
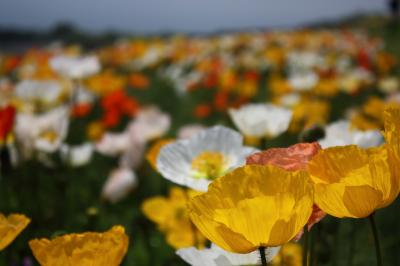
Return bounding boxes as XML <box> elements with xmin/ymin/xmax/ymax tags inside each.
<box><xmin>96</xmin><ymin>132</ymin><xmax>131</xmax><ymax>156</ymax></box>
<box><xmin>212</xmin><ymin>244</ymin><xmax>280</xmax><ymax>265</ymax></box>
<box><xmin>129</xmin><ymin>106</ymin><xmax>171</xmax><ymax>142</ymax></box>
<box><xmin>176</xmin><ymin>247</ymin><xmax>219</xmax><ymax>266</ymax></box>
<box><xmin>101</xmin><ymin>168</ymin><xmax>137</xmax><ymax>203</ymax></box>
<box><xmin>50</xmin><ymin>55</ymin><xmax>100</xmax><ymax>79</ymax></box>
<box><xmin>229</xmin><ymin>104</ymin><xmax>292</xmax><ymax>138</ymax></box>
<box><xmin>60</xmin><ymin>143</ymin><xmax>93</xmax><ymax>167</ymax></box>
<box><xmin>318</xmin><ymin>120</ymin><xmax>383</xmax><ymax>148</ymax></box>
<box><xmin>157</xmin><ymin>126</ymin><xmax>252</xmax><ymax>191</ymax></box>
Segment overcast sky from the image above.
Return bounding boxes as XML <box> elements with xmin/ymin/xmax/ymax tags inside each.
<box><xmin>0</xmin><ymin>0</ymin><xmax>387</xmax><ymax>33</ymax></box>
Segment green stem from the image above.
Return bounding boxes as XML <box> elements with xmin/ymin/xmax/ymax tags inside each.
<box><xmin>303</xmin><ymin>226</ymin><xmax>309</xmax><ymax>266</ymax></box>
<box><xmin>347</xmin><ymin>222</ymin><xmax>357</xmax><ymax>266</ymax></box>
<box><xmin>369</xmin><ymin>213</ymin><xmax>383</xmax><ymax>266</ymax></box>
<box><xmin>309</xmin><ymin>227</ymin><xmax>315</xmax><ymax>266</ymax></box>
<box><xmin>259</xmin><ymin>246</ymin><xmax>268</xmax><ymax>266</ymax></box>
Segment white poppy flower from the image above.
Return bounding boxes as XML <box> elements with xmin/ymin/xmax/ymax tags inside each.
<box><xmin>288</xmin><ymin>71</ymin><xmax>319</xmax><ymax>91</ymax></box>
<box><xmin>96</xmin><ymin>109</ymin><xmax>167</xmax><ymax>169</ymax></box>
<box><xmin>60</xmin><ymin>143</ymin><xmax>94</xmax><ymax>167</ymax></box>
<box><xmin>287</xmin><ymin>51</ymin><xmax>324</xmax><ymax>71</ymax></box>
<box><xmin>101</xmin><ymin>168</ymin><xmax>137</xmax><ymax>203</ymax></box>
<box><xmin>118</xmin><ymin>138</ymin><xmax>146</xmax><ymax>169</ymax></box>
<box><xmin>379</xmin><ymin>77</ymin><xmax>399</xmax><ymax>94</ymax></box>
<box><xmin>50</xmin><ymin>55</ymin><xmax>100</xmax><ymax>79</ymax></box>
<box><xmin>129</xmin><ymin>106</ymin><xmax>171</xmax><ymax>142</ymax></box>
<box><xmin>15</xmin><ymin>106</ymin><xmax>69</xmax><ymax>156</ymax></box>
<box><xmin>339</xmin><ymin>67</ymin><xmax>374</xmax><ymax>93</ymax></box>
<box><xmin>278</xmin><ymin>93</ymin><xmax>301</xmax><ymax>108</ymax></box>
<box><xmin>15</xmin><ymin>80</ymin><xmax>64</xmax><ymax>106</ymax></box>
<box><xmin>177</xmin><ymin>244</ymin><xmax>280</xmax><ymax>266</ymax></box>
<box><xmin>131</xmin><ymin>47</ymin><xmax>163</xmax><ymax>70</ymax></box>
<box><xmin>318</xmin><ymin>120</ymin><xmax>383</xmax><ymax>148</ymax></box>
<box><xmin>228</xmin><ymin>104</ymin><xmax>292</xmax><ymax>138</ymax></box>
<box><xmin>96</xmin><ymin>129</ymin><xmax>146</xmax><ymax>168</ymax></box>
<box><xmin>157</xmin><ymin>126</ymin><xmax>257</xmax><ymax>191</ymax></box>
<box><xmin>177</xmin><ymin>124</ymin><xmax>206</xmax><ymax>139</ymax></box>
<box><xmin>96</xmin><ymin>132</ymin><xmax>132</xmax><ymax>156</ymax></box>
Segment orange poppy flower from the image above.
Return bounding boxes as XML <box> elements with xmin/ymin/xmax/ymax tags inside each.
<box><xmin>71</xmin><ymin>103</ymin><xmax>92</xmax><ymax>118</ymax></box>
<box><xmin>194</xmin><ymin>104</ymin><xmax>212</xmax><ymax>119</ymax></box>
<box><xmin>129</xmin><ymin>73</ymin><xmax>150</xmax><ymax>89</ymax></box>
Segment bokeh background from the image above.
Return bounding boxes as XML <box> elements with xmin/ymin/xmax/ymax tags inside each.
<box><xmin>0</xmin><ymin>1</ymin><xmax>399</xmax><ymax>266</ymax></box>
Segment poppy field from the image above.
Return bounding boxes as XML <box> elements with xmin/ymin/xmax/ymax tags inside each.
<box><xmin>0</xmin><ymin>17</ymin><xmax>400</xmax><ymax>266</ymax></box>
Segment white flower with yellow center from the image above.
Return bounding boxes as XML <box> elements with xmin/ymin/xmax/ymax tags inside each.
<box><xmin>15</xmin><ymin>106</ymin><xmax>69</xmax><ymax>156</ymax></box>
<box><xmin>228</xmin><ymin>103</ymin><xmax>292</xmax><ymax>138</ymax></box>
<box><xmin>177</xmin><ymin>244</ymin><xmax>280</xmax><ymax>266</ymax></box>
<box><xmin>157</xmin><ymin>126</ymin><xmax>256</xmax><ymax>192</ymax></box>
<box><xmin>14</xmin><ymin>80</ymin><xmax>65</xmax><ymax>109</ymax></box>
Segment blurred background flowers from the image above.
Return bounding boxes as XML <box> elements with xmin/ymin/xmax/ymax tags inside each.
<box><xmin>0</xmin><ymin>0</ymin><xmax>400</xmax><ymax>265</ymax></box>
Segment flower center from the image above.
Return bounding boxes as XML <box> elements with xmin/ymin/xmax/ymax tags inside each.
<box><xmin>39</xmin><ymin>130</ymin><xmax>58</xmax><ymax>143</ymax></box>
<box><xmin>191</xmin><ymin>151</ymin><xmax>228</xmax><ymax>180</ymax></box>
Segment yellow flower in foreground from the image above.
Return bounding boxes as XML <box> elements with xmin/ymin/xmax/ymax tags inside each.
<box><xmin>29</xmin><ymin>226</ymin><xmax>129</xmax><ymax>266</ymax></box>
<box><xmin>270</xmin><ymin>242</ymin><xmax>302</xmax><ymax>266</ymax></box>
<box><xmin>307</xmin><ymin>107</ymin><xmax>400</xmax><ymax>218</ymax></box>
<box><xmin>141</xmin><ymin>187</ymin><xmax>205</xmax><ymax>249</ymax></box>
<box><xmin>188</xmin><ymin>165</ymin><xmax>314</xmax><ymax>253</ymax></box>
<box><xmin>0</xmin><ymin>213</ymin><xmax>30</xmax><ymax>250</ymax></box>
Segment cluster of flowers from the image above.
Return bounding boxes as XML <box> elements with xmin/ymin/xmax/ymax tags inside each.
<box><xmin>141</xmin><ymin>106</ymin><xmax>399</xmax><ymax>266</ymax></box>
<box><xmin>0</xmin><ymin>28</ymin><xmax>398</xmax><ymax>265</ymax></box>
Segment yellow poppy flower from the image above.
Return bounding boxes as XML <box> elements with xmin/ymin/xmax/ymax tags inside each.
<box><xmin>29</xmin><ymin>226</ymin><xmax>129</xmax><ymax>266</ymax></box>
<box><xmin>313</xmin><ymin>78</ymin><xmax>339</xmax><ymax>97</ymax></box>
<box><xmin>86</xmin><ymin>121</ymin><xmax>105</xmax><ymax>141</ymax></box>
<box><xmin>307</xmin><ymin>107</ymin><xmax>400</xmax><ymax>218</ymax></box>
<box><xmin>86</xmin><ymin>70</ymin><xmax>127</xmax><ymax>96</ymax></box>
<box><xmin>188</xmin><ymin>165</ymin><xmax>314</xmax><ymax>253</ymax></box>
<box><xmin>382</xmin><ymin>106</ymin><xmax>400</xmax><ymax>201</ymax></box>
<box><xmin>141</xmin><ymin>187</ymin><xmax>205</xmax><ymax>249</ymax></box>
<box><xmin>290</xmin><ymin>98</ymin><xmax>330</xmax><ymax>133</ymax></box>
<box><xmin>270</xmin><ymin>242</ymin><xmax>302</xmax><ymax>266</ymax></box>
<box><xmin>0</xmin><ymin>213</ymin><xmax>30</xmax><ymax>250</ymax></box>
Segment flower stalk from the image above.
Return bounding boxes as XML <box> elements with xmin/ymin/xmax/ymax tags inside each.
<box><xmin>259</xmin><ymin>246</ymin><xmax>268</xmax><ymax>266</ymax></box>
<box><xmin>302</xmin><ymin>225</ymin><xmax>309</xmax><ymax>266</ymax></box>
<box><xmin>368</xmin><ymin>213</ymin><xmax>383</xmax><ymax>266</ymax></box>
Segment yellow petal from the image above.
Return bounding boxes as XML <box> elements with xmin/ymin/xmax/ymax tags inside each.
<box><xmin>188</xmin><ymin>165</ymin><xmax>313</xmax><ymax>253</ymax></box>
<box><xmin>308</xmin><ymin>146</ymin><xmax>384</xmax><ymax>218</ymax></box>
<box><xmin>189</xmin><ymin>209</ymin><xmax>255</xmax><ymax>253</ymax></box>
<box><xmin>141</xmin><ymin>197</ymin><xmax>170</xmax><ymax>225</ymax></box>
<box><xmin>29</xmin><ymin>226</ymin><xmax>129</xmax><ymax>266</ymax></box>
<box><xmin>0</xmin><ymin>213</ymin><xmax>30</xmax><ymax>251</ymax></box>
<box><xmin>382</xmin><ymin>107</ymin><xmax>400</xmax><ymax>205</ymax></box>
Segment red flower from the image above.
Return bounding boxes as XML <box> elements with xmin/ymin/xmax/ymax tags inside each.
<box><xmin>100</xmin><ymin>90</ymin><xmax>140</xmax><ymax>127</ymax></box>
<box><xmin>0</xmin><ymin>106</ymin><xmax>16</xmax><ymax>142</ymax></box>
<box><xmin>194</xmin><ymin>104</ymin><xmax>212</xmax><ymax>119</ymax></box>
<box><xmin>102</xmin><ymin>110</ymin><xmax>121</xmax><ymax>128</ymax></box>
<box><xmin>213</xmin><ymin>91</ymin><xmax>229</xmax><ymax>112</ymax></box>
<box><xmin>72</xmin><ymin>103</ymin><xmax>92</xmax><ymax>118</ymax></box>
